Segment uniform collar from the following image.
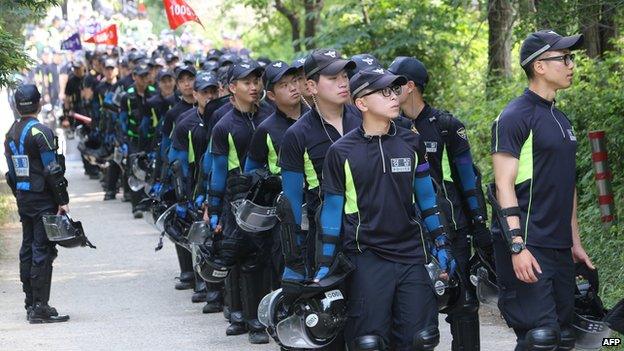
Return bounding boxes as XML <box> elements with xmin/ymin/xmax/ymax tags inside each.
<box><xmin>275</xmin><ymin>104</ymin><xmax>303</xmax><ymax>123</ymax></box>
<box><xmin>524</xmin><ymin>88</ymin><xmax>555</xmax><ymax>107</ymax></box>
<box><xmin>357</xmin><ymin>120</ymin><xmax>397</xmax><ymax>141</ymax></box>
<box><xmin>415</xmin><ymin>103</ymin><xmax>433</xmax><ymax>122</ymax></box>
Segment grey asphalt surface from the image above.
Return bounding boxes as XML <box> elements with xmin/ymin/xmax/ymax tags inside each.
<box><xmin>0</xmin><ymin>135</ymin><xmax>517</xmax><ymax>350</ymax></box>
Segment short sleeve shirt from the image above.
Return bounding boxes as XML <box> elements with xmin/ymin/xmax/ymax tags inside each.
<box><xmin>491</xmin><ymin>88</ymin><xmax>577</xmax><ymax>248</ymax></box>
<box><xmin>322</xmin><ymin>125</ymin><xmax>429</xmax><ymax>264</ymax></box>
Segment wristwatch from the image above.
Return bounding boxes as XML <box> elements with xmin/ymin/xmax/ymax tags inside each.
<box><xmin>510</xmin><ymin>240</ymin><xmax>526</xmax><ymax>254</ymax></box>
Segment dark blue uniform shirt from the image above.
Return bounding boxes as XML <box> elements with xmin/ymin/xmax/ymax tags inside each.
<box><xmin>322</xmin><ymin>123</ymin><xmax>429</xmax><ymax>264</ymax></box>
<box><xmin>410</xmin><ymin>104</ymin><xmax>471</xmax><ymax>230</ymax></box>
<box><xmin>491</xmin><ymin>88</ymin><xmax>577</xmax><ymax>249</ymax></box>
<box><xmin>247</xmin><ymin>104</ymin><xmax>309</xmax><ymax>174</ymax></box>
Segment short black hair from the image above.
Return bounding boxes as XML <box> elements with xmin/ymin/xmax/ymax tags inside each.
<box><xmin>307</xmin><ymin>72</ymin><xmax>320</xmax><ymax>83</ymax></box>
<box><xmin>522</xmin><ymin>62</ymin><xmax>535</xmax><ymax>80</ymax></box>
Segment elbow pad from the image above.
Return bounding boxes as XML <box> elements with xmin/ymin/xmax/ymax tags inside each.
<box><xmin>44</xmin><ymin>163</ymin><xmax>69</xmax><ymax>206</ymax></box>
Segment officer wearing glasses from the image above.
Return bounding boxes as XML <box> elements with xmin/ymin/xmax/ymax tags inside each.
<box><xmin>491</xmin><ymin>30</ymin><xmax>594</xmax><ymax>351</ymax></box>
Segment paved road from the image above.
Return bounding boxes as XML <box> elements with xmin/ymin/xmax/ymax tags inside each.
<box><xmin>0</xmin><ymin>139</ymin><xmax>517</xmax><ymax>350</ymax></box>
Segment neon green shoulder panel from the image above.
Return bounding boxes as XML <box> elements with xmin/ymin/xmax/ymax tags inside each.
<box><xmin>344</xmin><ymin>159</ymin><xmax>358</xmax><ymax>214</ymax></box>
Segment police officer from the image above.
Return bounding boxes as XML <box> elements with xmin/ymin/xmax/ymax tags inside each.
<box><xmin>155</xmin><ymin>65</ymin><xmax>197</xmax><ymax>292</ymax></box>
<box><xmin>279</xmin><ymin>49</ymin><xmax>360</xmax><ymax>284</ymax></box>
<box><xmin>147</xmin><ymin>69</ymin><xmax>177</xmax><ymax>151</ymax></box>
<box><xmin>3</xmin><ymin>84</ymin><xmax>70</xmax><ymax>323</ymax></box>
<box><xmin>168</xmin><ymin>72</ymin><xmax>223</xmax><ymax>307</ymax></box>
<box><xmin>106</xmin><ymin>62</ymin><xmax>156</xmax><ymax>217</ymax></box>
<box><xmin>491</xmin><ymin>30</ymin><xmax>594</xmax><ymax>351</ymax></box>
<box><xmin>207</xmin><ymin>60</ymin><xmax>272</xmax><ymax>343</ymax></box>
<box><xmin>291</xmin><ymin>56</ymin><xmax>313</xmax><ymax>109</ymax></box>
<box><xmin>389</xmin><ymin>57</ymin><xmax>491</xmax><ymax>350</ymax></box>
<box><xmin>318</xmin><ymin>69</ymin><xmax>455</xmax><ymax>351</ymax></box>
<box><xmin>245</xmin><ymin>60</ymin><xmax>308</xmax><ymax>287</ymax></box>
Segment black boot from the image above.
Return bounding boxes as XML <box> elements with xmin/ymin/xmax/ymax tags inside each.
<box><xmin>175</xmin><ymin>245</ymin><xmax>195</xmax><ymax>290</ymax></box>
<box><xmin>226</xmin><ymin>311</ymin><xmax>247</xmax><ymax>336</ymax></box>
<box><xmin>103</xmin><ymin>191</ymin><xmax>116</xmax><ymax>201</ymax></box>
<box><xmin>248</xmin><ymin>319</ymin><xmax>270</xmax><ymax>344</ymax></box>
<box><xmin>175</xmin><ymin>271</ymin><xmax>195</xmax><ymax>290</ymax></box>
<box><xmin>225</xmin><ymin>265</ymin><xmax>246</xmax><ymax>335</ymax></box>
<box><xmin>203</xmin><ymin>282</ymin><xmax>223</xmax><ymax>313</ymax></box>
<box><xmin>241</xmin><ymin>262</ymin><xmax>271</xmax><ymax>344</ymax></box>
<box><xmin>29</xmin><ymin>262</ymin><xmax>68</xmax><ymax>324</ymax></box>
<box><xmin>192</xmin><ymin>277</ymin><xmax>207</xmax><ymax>303</ymax></box>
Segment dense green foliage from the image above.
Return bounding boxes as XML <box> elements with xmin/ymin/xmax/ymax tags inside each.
<box><xmin>0</xmin><ymin>0</ymin><xmax>58</xmax><ymax>88</ymax></box>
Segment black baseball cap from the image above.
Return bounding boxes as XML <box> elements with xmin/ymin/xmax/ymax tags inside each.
<box><xmin>133</xmin><ymin>62</ymin><xmax>151</xmax><ymax>76</ymax></box>
<box><xmin>291</xmin><ymin>56</ymin><xmax>307</xmax><ymax>69</ymax></box>
<box><xmin>387</xmin><ymin>56</ymin><xmax>429</xmax><ymax>91</ymax></box>
<box><xmin>128</xmin><ymin>51</ymin><xmax>147</xmax><ymax>64</ymax></box>
<box><xmin>71</xmin><ymin>58</ymin><xmax>86</xmax><ymax>68</ymax></box>
<box><xmin>350</xmin><ymin>68</ymin><xmax>407</xmax><ymax>99</ymax></box>
<box><xmin>194</xmin><ymin>72</ymin><xmax>219</xmax><ymax>91</ymax></box>
<box><xmin>202</xmin><ymin>60</ymin><xmax>219</xmax><ymax>72</ymax></box>
<box><xmin>176</xmin><ymin>64</ymin><xmax>197</xmax><ymax>79</ymax></box>
<box><xmin>520</xmin><ymin>30</ymin><xmax>584</xmax><ymax>67</ymax></box>
<box><xmin>164</xmin><ymin>52</ymin><xmax>179</xmax><ymax>63</ymax></box>
<box><xmin>351</xmin><ymin>54</ymin><xmax>382</xmax><ymax>73</ymax></box>
<box><xmin>303</xmin><ymin>49</ymin><xmax>355</xmax><ymax>77</ymax></box>
<box><xmin>13</xmin><ymin>84</ymin><xmax>41</xmax><ymax>113</ymax></box>
<box><xmin>219</xmin><ymin>53</ymin><xmax>239</xmax><ymax>67</ymax></box>
<box><xmin>157</xmin><ymin>69</ymin><xmax>175</xmax><ymax>81</ymax></box>
<box><xmin>104</xmin><ymin>58</ymin><xmax>117</xmax><ymax>68</ymax></box>
<box><xmin>228</xmin><ymin>61</ymin><xmax>264</xmax><ymax>83</ymax></box>
<box><xmin>263</xmin><ymin>61</ymin><xmax>298</xmax><ymax>90</ymax></box>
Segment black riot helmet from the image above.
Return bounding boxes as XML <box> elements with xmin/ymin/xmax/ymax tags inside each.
<box><xmin>258</xmin><ymin>253</ymin><xmax>354</xmax><ymax>348</ymax></box>
<box><xmin>572</xmin><ymin>263</ymin><xmax>612</xmax><ymax>350</ymax></box>
<box><xmin>42</xmin><ymin>213</ymin><xmax>96</xmax><ymax>249</ymax></box>
<box><xmin>426</xmin><ymin>257</ymin><xmax>462</xmax><ymax>313</ymax></box>
<box><xmin>13</xmin><ymin>84</ymin><xmax>42</xmax><ymax>115</ymax></box>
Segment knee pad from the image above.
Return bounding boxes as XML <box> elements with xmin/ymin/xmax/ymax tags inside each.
<box><xmin>413</xmin><ymin>326</ymin><xmax>440</xmax><ymax>351</ymax></box>
<box><xmin>557</xmin><ymin>327</ymin><xmax>575</xmax><ymax>350</ymax></box>
<box><xmin>350</xmin><ymin>335</ymin><xmax>386</xmax><ymax>351</ymax></box>
<box><xmin>525</xmin><ymin>327</ymin><xmax>560</xmax><ymax>351</ymax></box>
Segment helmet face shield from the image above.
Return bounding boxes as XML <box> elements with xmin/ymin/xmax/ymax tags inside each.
<box><xmin>155</xmin><ymin>204</ymin><xmax>176</xmax><ymax>232</ymax></box>
<box><xmin>426</xmin><ymin>258</ymin><xmax>462</xmax><ymax>312</ymax></box>
<box><xmin>471</xmin><ymin>266</ymin><xmax>499</xmax><ymax>308</ymax></box>
<box><xmin>187</xmin><ymin>221</ymin><xmax>211</xmax><ymax>245</ymax></box>
<box><xmin>42</xmin><ymin>214</ymin><xmax>95</xmax><ymax>249</ymax></box>
<box><xmin>232</xmin><ymin>199</ymin><xmax>278</xmax><ymax>232</ymax></box>
<box><xmin>127</xmin><ymin>175</ymin><xmax>147</xmax><ymax>191</ymax></box>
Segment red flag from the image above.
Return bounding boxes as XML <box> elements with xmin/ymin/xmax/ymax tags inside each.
<box><xmin>84</xmin><ymin>24</ymin><xmax>118</xmax><ymax>46</ymax></box>
<box><xmin>164</xmin><ymin>0</ymin><xmax>203</xmax><ymax>30</ymax></box>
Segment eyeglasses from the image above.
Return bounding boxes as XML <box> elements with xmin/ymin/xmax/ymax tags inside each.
<box><xmin>538</xmin><ymin>53</ymin><xmax>575</xmax><ymax>66</ymax></box>
<box><xmin>361</xmin><ymin>85</ymin><xmax>402</xmax><ymax>98</ymax></box>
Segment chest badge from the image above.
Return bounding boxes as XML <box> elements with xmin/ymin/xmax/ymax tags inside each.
<box><xmin>567</xmin><ymin>129</ymin><xmax>577</xmax><ymax>141</ymax></box>
<box><xmin>390</xmin><ymin>158</ymin><xmax>411</xmax><ymax>173</ymax></box>
<box><xmin>424</xmin><ymin>141</ymin><xmax>438</xmax><ymax>153</ymax></box>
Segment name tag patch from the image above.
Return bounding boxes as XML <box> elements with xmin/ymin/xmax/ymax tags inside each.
<box><xmin>567</xmin><ymin>129</ymin><xmax>577</xmax><ymax>141</ymax></box>
<box><xmin>12</xmin><ymin>155</ymin><xmax>29</xmax><ymax>177</ymax></box>
<box><xmin>424</xmin><ymin>141</ymin><xmax>437</xmax><ymax>153</ymax></box>
<box><xmin>390</xmin><ymin>158</ymin><xmax>411</xmax><ymax>173</ymax></box>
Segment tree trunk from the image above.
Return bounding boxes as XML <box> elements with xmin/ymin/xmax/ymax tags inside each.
<box><xmin>578</xmin><ymin>0</ymin><xmax>602</xmax><ymax>58</ymax></box>
<box><xmin>303</xmin><ymin>0</ymin><xmax>323</xmax><ymax>50</ymax></box>
<box><xmin>61</xmin><ymin>0</ymin><xmax>68</xmax><ymax>19</ymax></box>
<box><xmin>599</xmin><ymin>1</ymin><xmax>617</xmax><ymax>54</ymax></box>
<box><xmin>487</xmin><ymin>0</ymin><xmax>514</xmax><ymax>80</ymax></box>
<box><xmin>275</xmin><ymin>0</ymin><xmax>302</xmax><ymax>53</ymax></box>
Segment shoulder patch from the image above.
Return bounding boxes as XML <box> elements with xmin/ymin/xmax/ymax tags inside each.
<box><xmin>148</xmin><ymin>85</ymin><xmax>156</xmax><ymax>92</ymax></box>
<box><xmin>456</xmin><ymin>127</ymin><xmax>467</xmax><ymax>140</ymax></box>
<box><xmin>127</xmin><ymin>87</ymin><xmax>135</xmax><ymax>93</ymax></box>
